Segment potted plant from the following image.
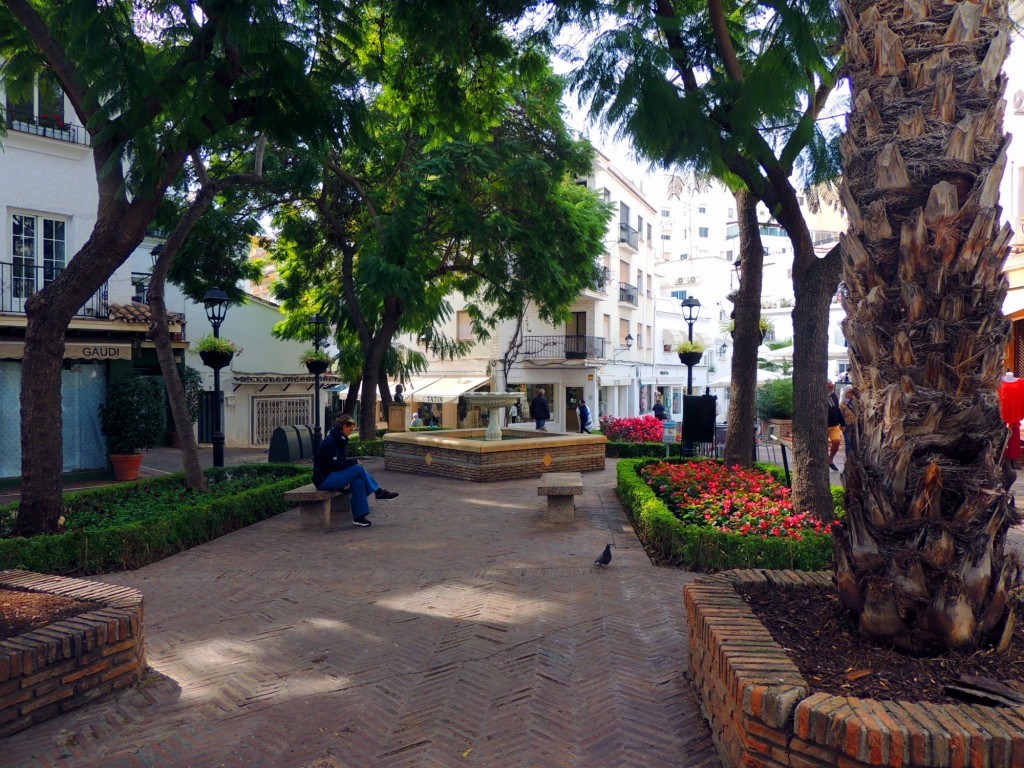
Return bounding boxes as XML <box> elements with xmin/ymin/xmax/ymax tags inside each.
<box><xmin>99</xmin><ymin>374</ymin><xmax>167</xmax><ymax>480</ymax></box>
<box><xmin>722</xmin><ymin>316</ymin><xmax>775</xmax><ymax>344</ymax></box>
<box><xmin>755</xmin><ymin>377</ymin><xmax>794</xmax><ymax>440</ymax></box>
<box><xmin>194</xmin><ymin>334</ymin><xmax>239</xmax><ymax>370</ymax></box>
<box><xmin>300</xmin><ymin>348</ymin><xmax>332</xmax><ymax>375</ymax></box>
<box><xmin>675</xmin><ymin>339</ymin><xmax>706</xmax><ymax>367</ymax></box>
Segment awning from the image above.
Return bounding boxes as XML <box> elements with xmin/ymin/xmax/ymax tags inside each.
<box><xmin>412</xmin><ymin>376</ymin><xmax>490</xmax><ymax>403</ymax></box>
<box><xmin>1003</xmin><ymin>288</ymin><xmax>1024</xmax><ymax>318</ymax></box>
<box><xmin>662</xmin><ymin>329</ymin><xmax>688</xmax><ymax>347</ymax></box>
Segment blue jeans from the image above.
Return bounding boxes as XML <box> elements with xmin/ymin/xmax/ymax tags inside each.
<box><xmin>319</xmin><ymin>464</ymin><xmax>381</xmax><ymax>520</ymax></box>
<box><xmin>535</xmin><ymin>419</ymin><xmax>546</xmax><ymax>430</ymax></box>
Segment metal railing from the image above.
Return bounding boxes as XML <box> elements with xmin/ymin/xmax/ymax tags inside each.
<box><xmin>618</xmin><ymin>222</ymin><xmax>639</xmax><ymax>250</ymax></box>
<box><xmin>521</xmin><ymin>335</ymin><xmax>606</xmax><ymax>360</ymax></box>
<box><xmin>618</xmin><ymin>281</ymin><xmax>638</xmax><ymax>305</ymax></box>
<box><xmin>2</xmin><ymin>107</ymin><xmax>89</xmax><ymax>146</ymax></box>
<box><xmin>0</xmin><ymin>261</ymin><xmax>108</xmax><ymax>318</ymax></box>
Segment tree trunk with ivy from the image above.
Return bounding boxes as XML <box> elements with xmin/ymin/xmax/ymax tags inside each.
<box><xmin>837</xmin><ymin>0</ymin><xmax>1021</xmax><ymax>651</ymax></box>
<box><xmin>724</xmin><ymin>190</ymin><xmax>765</xmax><ymax>467</ymax></box>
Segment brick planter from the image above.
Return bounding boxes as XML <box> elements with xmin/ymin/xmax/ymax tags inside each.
<box><xmin>0</xmin><ymin>570</ymin><xmax>145</xmax><ymax>737</ymax></box>
<box><xmin>685</xmin><ymin>570</ymin><xmax>1024</xmax><ymax>768</ymax></box>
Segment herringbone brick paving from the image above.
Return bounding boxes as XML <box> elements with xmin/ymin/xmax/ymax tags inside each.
<box><xmin>3</xmin><ymin>460</ymin><xmax>721</xmax><ymax>768</ymax></box>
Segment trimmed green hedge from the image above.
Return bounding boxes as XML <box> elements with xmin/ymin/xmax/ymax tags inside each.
<box><xmin>0</xmin><ymin>465</ymin><xmax>310</xmax><ymax>575</ymax></box>
<box><xmin>616</xmin><ymin>457</ymin><xmax>836</xmax><ymax>572</ymax></box>
<box><xmin>348</xmin><ymin>438</ymin><xmax>385</xmax><ymax>457</ymax></box>
<box><xmin>605</xmin><ymin>441</ymin><xmax>672</xmax><ymax>458</ymax></box>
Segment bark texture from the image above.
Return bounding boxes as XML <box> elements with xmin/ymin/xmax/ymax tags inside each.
<box><xmin>724</xmin><ymin>190</ymin><xmax>766</xmax><ymax>467</ymax></box>
<box><xmin>838</xmin><ymin>0</ymin><xmax>1021</xmax><ymax>651</ymax></box>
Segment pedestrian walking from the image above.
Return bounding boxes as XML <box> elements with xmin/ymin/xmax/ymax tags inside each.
<box><xmin>529</xmin><ymin>388</ymin><xmax>551</xmax><ymax>431</ymax></box>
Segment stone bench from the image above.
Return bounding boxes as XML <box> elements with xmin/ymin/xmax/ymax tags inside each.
<box><xmin>537</xmin><ymin>471</ymin><xmax>584</xmax><ymax>523</ymax></box>
<box><xmin>284</xmin><ymin>483</ymin><xmax>351</xmax><ymax>530</ymax></box>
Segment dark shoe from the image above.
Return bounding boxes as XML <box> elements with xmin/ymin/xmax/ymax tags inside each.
<box><xmin>374</xmin><ymin>489</ymin><xmax>399</xmax><ymax>500</ymax></box>
<box><xmin>829</xmin><ymin>463</ymin><xmax>839</xmax><ymax>471</ymax></box>
<box><xmin>353</xmin><ymin>517</ymin><xmax>372</xmax><ymax>527</ymax></box>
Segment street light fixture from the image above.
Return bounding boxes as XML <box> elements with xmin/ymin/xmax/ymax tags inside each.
<box><xmin>308</xmin><ymin>313</ymin><xmax>329</xmax><ymax>449</ymax></box>
<box><xmin>719</xmin><ymin>342</ymin><xmax>728</xmax><ymax>357</ymax></box>
<box><xmin>680</xmin><ymin>296</ymin><xmax>702</xmax><ymax>395</ymax></box>
<box><xmin>202</xmin><ymin>287</ymin><xmax>230</xmax><ymax>468</ymax></box>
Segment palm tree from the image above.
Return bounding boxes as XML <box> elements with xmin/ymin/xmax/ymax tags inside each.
<box><xmin>837</xmin><ymin>0</ymin><xmax>1021</xmax><ymax>651</ymax></box>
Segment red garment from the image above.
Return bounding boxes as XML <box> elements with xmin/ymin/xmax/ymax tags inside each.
<box><xmin>1000</xmin><ymin>378</ymin><xmax>1024</xmax><ymax>460</ymax></box>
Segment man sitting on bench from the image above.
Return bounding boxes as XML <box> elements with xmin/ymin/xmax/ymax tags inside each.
<box><xmin>313</xmin><ymin>414</ymin><xmax>399</xmax><ymax>527</ymax></box>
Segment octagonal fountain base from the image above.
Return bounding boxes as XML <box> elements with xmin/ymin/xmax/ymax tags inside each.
<box><xmin>383</xmin><ymin>428</ymin><xmax>606</xmax><ymax>481</ymax></box>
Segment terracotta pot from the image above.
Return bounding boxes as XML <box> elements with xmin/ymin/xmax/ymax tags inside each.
<box><xmin>199</xmin><ymin>349</ymin><xmax>234</xmax><ymax>370</ymax></box>
<box><xmin>678</xmin><ymin>351</ymin><xmax>704</xmax><ymax>367</ymax></box>
<box><xmin>305</xmin><ymin>360</ymin><xmax>330</xmax><ymax>375</ymax></box>
<box><xmin>110</xmin><ymin>453</ymin><xmax>144</xmax><ymax>481</ymax></box>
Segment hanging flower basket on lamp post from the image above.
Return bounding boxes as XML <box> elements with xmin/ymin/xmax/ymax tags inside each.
<box><xmin>195</xmin><ymin>335</ymin><xmax>238</xmax><ymax>371</ymax></box>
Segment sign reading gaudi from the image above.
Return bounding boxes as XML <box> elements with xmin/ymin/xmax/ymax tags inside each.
<box><xmin>0</xmin><ymin>342</ymin><xmax>131</xmax><ymax>360</ymax></box>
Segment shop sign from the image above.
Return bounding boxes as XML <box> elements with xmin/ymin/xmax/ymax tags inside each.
<box><xmin>65</xmin><ymin>343</ymin><xmax>132</xmax><ymax>360</ymax></box>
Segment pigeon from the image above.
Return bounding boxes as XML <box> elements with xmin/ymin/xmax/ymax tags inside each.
<box><xmin>594</xmin><ymin>544</ymin><xmax>612</xmax><ymax>567</ymax></box>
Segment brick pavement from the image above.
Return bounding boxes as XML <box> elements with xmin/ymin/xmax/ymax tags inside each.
<box><xmin>2</xmin><ymin>459</ymin><xmax>722</xmax><ymax>768</ymax></box>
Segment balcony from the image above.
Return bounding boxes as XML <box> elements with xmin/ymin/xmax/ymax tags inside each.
<box><xmin>3</xmin><ymin>107</ymin><xmax>89</xmax><ymax>146</ymax></box>
<box><xmin>521</xmin><ymin>335</ymin><xmax>606</xmax><ymax>360</ymax></box>
<box><xmin>1</xmin><ymin>262</ymin><xmax>109</xmax><ymax>319</ymax></box>
<box><xmin>618</xmin><ymin>281</ymin><xmax>638</xmax><ymax>306</ymax></box>
<box><xmin>618</xmin><ymin>222</ymin><xmax>639</xmax><ymax>250</ymax></box>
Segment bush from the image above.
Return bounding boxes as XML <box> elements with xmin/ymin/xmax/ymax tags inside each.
<box><xmin>99</xmin><ymin>374</ymin><xmax>167</xmax><ymax>454</ymax></box>
<box><xmin>605</xmin><ymin>441</ymin><xmax>669</xmax><ymax>458</ymax></box>
<box><xmin>616</xmin><ymin>457</ymin><xmax>836</xmax><ymax>572</ymax></box>
<box><xmin>755</xmin><ymin>378</ymin><xmax>794</xmax><ymax>420</ymax></box>
<box><xmin>600</xmin><ymin>415</ymin><xmax>664</xmax><ymax>442</ymax></box>
<box><xmin>0</xmin><ymin>465</ymin><xmax>309</xmax><ymax>574</ymax></box>
<box><xmin>348</xmin><ymin>438</ymin><xmax>385</xmax><ymax>457</ymax></box>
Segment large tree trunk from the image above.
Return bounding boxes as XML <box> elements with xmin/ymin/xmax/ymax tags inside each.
<box><xmin>724</xmin><ymin>190</ymin><xmax>765</xmax><ymax>467</ymax></box>
<box><xmin>837</xmin><ymin>0</ymin><xmax>1021</xmax><ymax>652</ymax></box>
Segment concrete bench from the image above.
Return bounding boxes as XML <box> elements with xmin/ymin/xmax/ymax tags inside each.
<box><xmin>284</xmin><ymin>483</ymin><xmax>351</xmax><ymax>530</ymax></box>
<box><xmin>537</xmin><ymin>471</ymin><xmax>584</xmax><ymax>523</ymax></box>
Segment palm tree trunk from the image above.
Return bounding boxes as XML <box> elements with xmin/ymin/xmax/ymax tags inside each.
<box><xmin>837</xmin><ymin>0</ymin><xmax>1021</xmax><ymax>651</ymax></box>
<box><xmin>724</xmin><ymin>190</ymin><xmax>765</xmax><ymax>467</ymax></box>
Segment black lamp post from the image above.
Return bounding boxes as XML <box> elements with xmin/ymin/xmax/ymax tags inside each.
<box><xmin>681</xmin><ymin>296</ymin><xmax>702</xmax><ymax>395</ymax></box>
<box><xmin>202</xmin><ymin>288</ymin><xmax>230</xmax><ymax>467</ymax></box>
<box><xmin>308</xmin><ymin>313</ymin><xmax>329</xmax><ymax>449</ymax></box>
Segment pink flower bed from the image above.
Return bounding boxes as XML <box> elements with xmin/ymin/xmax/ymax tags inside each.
<box><xmin>640</xmin><ymin>460</ymin><xmax>839</xmax><ymax>539</ymax></box>
<box><xmin>600</xmin><ymin>415</ymin><xmax>663</xmax><ymax>442</ymax></box>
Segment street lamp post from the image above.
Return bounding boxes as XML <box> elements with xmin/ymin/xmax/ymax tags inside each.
<box><xmin>202</xmin><ymin>288</ymin><xmax>230</xmax><ymax>468</ymax></box>
<box><xmin>681</xmin><ymin>296</ymin><xmax>702</xmax><ymax>395</ymax></box>
<box><xmin>308</xmin><ymin>314</ymin><xmax>329</xmax><ymax>449</ymax></box>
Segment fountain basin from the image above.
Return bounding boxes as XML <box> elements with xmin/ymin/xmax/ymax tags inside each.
<box><xmin>383</xmin><ymin>428</ymin><xmax>606</xmax><ymax>482</ymax></box>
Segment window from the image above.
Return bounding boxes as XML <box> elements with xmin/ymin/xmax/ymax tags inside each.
<box><xmin>661</xmin><ymin>209</ymin><xmax>671</xmax><ymax>218</ymax></box>
<box><xmin>637</xmin><ymin>215</ymin><xmax>644</xmax><ymax>238</ymax></box>
<box><xmin>647</xmin><ymin>223</ymin><xmax>652</xmax><ymax>242</ymax></box>
<box><xmin>619</xmin><ymin>202</ymin><xmax>631</xmax><ymax>225</ymax></box>
<box><xmin>670</xmin><ymin>289</ymin><xmax>688</xmax><ymax>301</ymax></box>
<box><xmin>5</xmin><ymin>70</ymin><xmax>64</xmax><ymax>125</ymax></box>
<box><xmin>619</xmin><ymin>318</ymin><xmax>630</xmax><ymax>346</ymax></box>
<box><xmin>698</xmin><ymin>227</ymin><xmax>709</xmax><ymax>238</ymax></box>
<box><xmin>661</xmin><ymin>234</ymin><xmax>671</xmax><ymax>241</ymax></box>
<box><xmin>456</xmin><ymin>310</ymin><xmax>473</xmax><ymax>341</ymax></box>
<box><xmin>11</xmin><ymin>212</ymin><xmax>67</xmax><ymax>298</ymax></box>
<box><xmin>727</xmin><ymin>208</ymin><xmax>735</xmax><ymax>218</ymax></box>
<box><xmin>636</xmin><ymin>323</ymin><xmax>643</xmax><ymax>349</ymax></box>
<box><xmin>698</xmin><ymin>205</ymin><xmax>707</xmax><ymax>214</ymax></box>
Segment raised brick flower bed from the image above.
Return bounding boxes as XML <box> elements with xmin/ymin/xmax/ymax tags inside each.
<box><xmin>0</xmin><ymin>570</ymin><xmax>145</xmax><ymax>737</ymax></box>
<box><xmin>685</xmin><ymin>570</ymin><xmax>1024</xmax><ymax>768</ymax></box>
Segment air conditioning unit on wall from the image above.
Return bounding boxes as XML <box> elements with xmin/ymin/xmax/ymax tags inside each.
<box><xmin>689</xmin><ymin>276</ymin><xmax>697</xmax><ymax>283</ymax></box>
<box><xmin>676</xmin><ymin>277</ymin><xmax>686</xmax><ymax>285</ymax></box>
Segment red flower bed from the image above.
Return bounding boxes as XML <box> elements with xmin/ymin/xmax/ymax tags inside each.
<box><xmin>601</xmin><ymin>415</ymin><xmax>663</xmax><ymax>442</ymax></box>
<box><xmin>640</xmin><ymin>460</ymin><xmax>839</xmax><ymax>539</ymax></box>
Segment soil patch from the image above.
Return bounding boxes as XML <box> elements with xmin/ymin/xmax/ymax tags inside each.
<box><xmin>740</xmin><ymin>582</ymin><xmax>1024</xmax><ymax>704</ymax></box>
<box><xmin>0</xmin><ymin>586</ymin><xmax>102</xmax><ymax>641</ymax></box>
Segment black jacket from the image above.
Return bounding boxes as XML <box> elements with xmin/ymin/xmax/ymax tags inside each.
<box><xmin>827</xmin><ymin>393</ymin><xmax>846</xmax><ymax>428</ymax></box>
<box><xmin>312</xmin><ymin>427</ymin><xmax>358</xmax><ymax>488</ymax></box>
<box><xmin>529</xmin><ymin>394</ymin><xmax>551</xmax><ymax>420</ymax></box>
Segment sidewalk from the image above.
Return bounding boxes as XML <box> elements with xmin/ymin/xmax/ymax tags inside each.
<box><xmin>3</xmin><ymin>461</ymin><xmax>722</xmax><ymax>768</ymax></box>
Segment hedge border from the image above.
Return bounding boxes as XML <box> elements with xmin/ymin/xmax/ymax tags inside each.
<box><xmin>616</xmin><ymin>457</ymin><xmax>836</xmax><ymax>572</ymax></box>
<box><xmin>0</xmin><ymin>464</ymin><xmax>310</xmax><ymax>575</ymax></box>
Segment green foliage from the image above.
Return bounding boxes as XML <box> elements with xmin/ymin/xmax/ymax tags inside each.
<box><xmin>180</xmin><ymin>365</ymin><xmax>204</xmax><ymax>424</ymax></box>
<box><xmin>194</xmin><ymin>335</ymin><xmax>240</xmax><ymax>354</ymax></box>
<box><xmin>755</xmin><ymin>378</ymin><xmax>794</xmax><ymax>420</ymax></box>
<box><xmin>605</xmin><ymin>442</ymin><xmax>669</xmax><ymax>459</ymax></box>
<box><xmin>616</xmin><ymin>459</ymin><xmax>834</xmax><ymax>572</ymax></box>
<box><xmin>300</xmin><ymin>348</ymin><xmax>333</xmax><ymax>365</ymax></box>
<box><xmin>347</xmin><ymin>439</ymin><xmax>385</xmax><ymax>457</ymax></box>
<box><xmin>675</xmin><ymin>340</ymin><xmax>705</xmax><ymax>354</ymax></box>
<box><xmin>99</xmin><ymin>375</ymin><xmax>167</xmax><ymax>455</ymax></box>
<box><xmin>0</xmin><ymin>465</ymin><xmax>308</xmax><ymax>574</ymax></box>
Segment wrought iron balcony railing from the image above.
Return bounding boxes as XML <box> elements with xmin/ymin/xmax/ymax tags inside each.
<box><xmin>0</xmin><ymin>262</ymin><xmax>109</xmax><ymax>318</ymax></box>
<box><xmin>618</xmin><ymin>222</ymin><xmax>639</xmax><ymax>250</ymax></box>
<box><xmin>521</xmin><ymin>335</ymin><xmax>606</xmax><ymax>360</ymax></box>
<box><xmin>3</xmin><ymin>107</ymin><xmax>89</xmax><ymax>146</ymax></box>
<box><xmin>618</xmin><ymin>281</ymin><xmax>638</xmax><ymax>305</ymax></box>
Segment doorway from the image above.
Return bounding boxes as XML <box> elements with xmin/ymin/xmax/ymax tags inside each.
<box><xmin>565</xmin><ymin>386</ymin><xmax>583</xmax><ymax>432</ymax></box>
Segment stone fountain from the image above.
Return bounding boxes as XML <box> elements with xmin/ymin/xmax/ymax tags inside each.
<box><xmin>461</xmin><ymin>391</ymin><xmax>526</xmax><ymax>440</ymax></box>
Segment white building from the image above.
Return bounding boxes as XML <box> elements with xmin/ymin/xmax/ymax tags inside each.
<box><xmin>0</xmin><ymin>72</ymin><xmax>322</xmax><ymax>480</ymax></box>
